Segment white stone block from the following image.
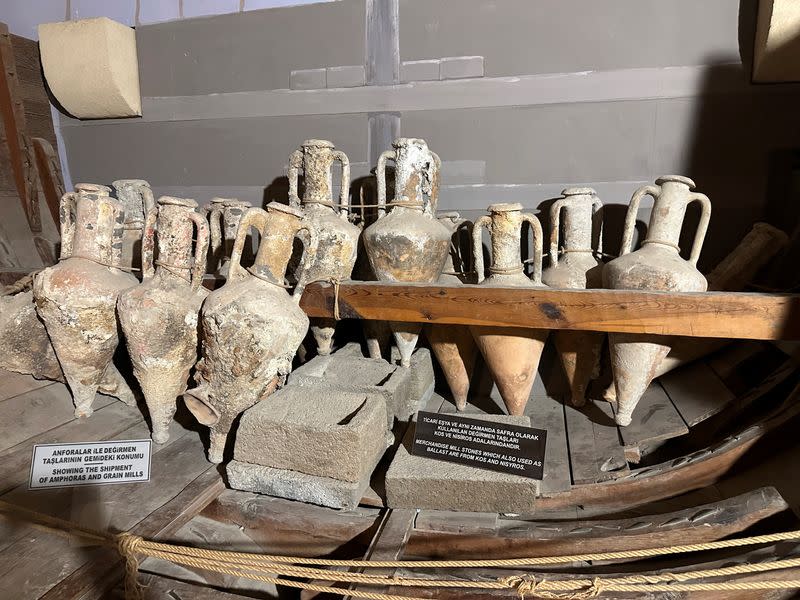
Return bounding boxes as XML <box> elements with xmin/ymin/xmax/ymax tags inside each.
<box><xmin>39</xmin><ymin>17</ymin><xmax>141</xmax><ymax>118</ymax></box>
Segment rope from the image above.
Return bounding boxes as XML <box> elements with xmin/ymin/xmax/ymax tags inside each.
<box><xmin>2</xmin><ymin>499</ymin><xmax>800</xmax><ymax>599</ymax></box>
<box><xmin>489</xmin><ymin>264</ymin><xmax>525</xmax><ymax>275</ymax></box>
<box><xmin>1</xmin><ymin>270</ymin><xmax>40</xmax><ymax>296</ymax></box>
<box><xmin>642</xmin><ymin>238</ymin><xmax>681</xmax><ymax>252</ymax></box>
<box><xmin>153</xmin><ymin>259</ymin><xmax>191</xmax><ymax>283</ymax></box>
<box><xmin>62</xmin><ymin>252</ymin><xmax>140</xmax><ymax>273</ymax></box>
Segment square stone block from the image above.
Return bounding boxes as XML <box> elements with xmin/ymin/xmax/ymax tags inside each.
<box><xmin>440</xmin><ymin>55</ymin><xmax>484</xmax><ymax>80</ymax></box>
<box><xmin>289</xmin><ymin>343</ymin><xmax>434</xmax><ymax>428</ymax></box>
<box><xmin>386</xmin><ymin>414</ymin><xmax>540</xmax><ymax>513</ymax></box>
<box><xmin>290</xmin><ymin>67</ymin><xmax>326</xmax><ymax>90</ymax></box>
<box><xmin>235</xmin><ymin>387</ymin><xmax>388</xmax><ymax>483</ymax></box>
<box><xmin>326</xmin><ymin>65</ymin><xmax>366</xmax><ymax>88</ymax></box>
<box><xmin>401</xmin><ymin>59</ymin><xmax>440</xmax><ymax>82</ymax></box>
<box><xmin>227</xmin><ymin>461</ymin><xmax>371</xmax><ymax>510</ymax></box>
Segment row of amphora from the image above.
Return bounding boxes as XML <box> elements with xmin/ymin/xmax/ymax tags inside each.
<box><xmin>28</xmin><ymin>139</ymin><xmax>787</xmax><ymax>460</ymax></box>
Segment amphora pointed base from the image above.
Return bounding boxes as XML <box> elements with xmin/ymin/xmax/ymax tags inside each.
<box><xmin>391</xmin><ymin>322</ymin><xmax>423</xmax><ymax>368</ymax></box>
<box><xmin>553</xmin><ymin>330</ymin><xmax>603</xmax><ymax>407</ymax></box>
<box><xmin>470</xmin><ymin>326</ymin><xmax>548</xmax><ymax>416</ymax></box>
<box><xmin>608</xmin><ymin>333</ymin><xmax>670</xmax><ymax>426</ymax></box>
<box><xmin>311</xmin><ymin>318</ymin><xmax>336</xmax><ymax>356</ymax></box>
<box><xmin>427</xmin><ymin>324</ymin><xmax>477</xmax><ymax>410</ymax></box>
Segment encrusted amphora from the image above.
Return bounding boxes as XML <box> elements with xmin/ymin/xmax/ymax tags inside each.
<box><xmin>185</xmin><ymin>202</ymin><xmax>316</xmax><ymax>463</ymax></box>
<box><xmin>33</xmin><ymin>191</ymin><xmax>138</xmax><ymax>418</ymax></box>
<box><xmin>118</xmin><ymin>197</ymin><xmax>210</xmax><ymax>444</ymax></box>
<box><xmin>603</xmin><ymin>176</ymin><xmax>711</xmax><ymax>426</ymax></box>
<box><xmin>541</xmin><ymin>188</ymin><xmax>604</xmax><ymax>407</ymax></box>
<box><xmin>469</xmin><ymin>203</ymin><xmax>549</xmax><ymax>416</ymax></box>
<box><xmin>362</xmin><ymin>138</ymin><xmax>451</xmax><ymax>367</ymax></box>
<box><xmin>426</xmin><ymin>212</ymin><xmax>478</xmax><ymax>410</ymax></box>
<box><xmin>288</xmin><ymin>139</ymin><xmax>360</xmax><ymax>355</ymax></box>
<box><xmin>603</xmin><ymin>221</ymin><xmax>788</xmax><ymax>403</ymax></box>
<box><xmin>208</xmin><ymin>198</ymin><xmax>252</xmax><ymax>279</ymax></box>
<box><xmin>112</xmin><ymin>179</ymin><xmax>155</xmax><ymax>271</ymax></box>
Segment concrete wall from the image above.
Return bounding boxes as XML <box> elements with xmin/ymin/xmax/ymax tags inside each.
<box><xmin>8</xmin><ymin>0</ymin><xmax>800</xmax><ymax>270</ymax></box>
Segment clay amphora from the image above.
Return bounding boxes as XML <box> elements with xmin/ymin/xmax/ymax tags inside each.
<box><xmin>603</xmin><ymin>176</ymin><xmax>711</xmax><ymax>426</ymax></box>
<box><xmin>362</xmin><ymin>138</ymin><xmax>451</xmax><ymax>367</ymax></box>
<box><xmin>469</xmin><ymin>203</ymin><xmax>549</xmax><ymax>416</ymax></box>
<box><xmin>112</xmin><ymin>179</ymin><xmax>155</xmax><ymax>271</ymax></box>
<box><xmin>118</xmin><ymin>197</ymin><xmax>210</xmax><ymax>444</ymax></box>
<box><xmin>185</xmin><ymin>202</ymin><xmax>316</xmax><ymax>463</ymax></box>
<box><xmin>208</xmin><ymin>198</ymin><xmax>252</xmax><ymax>279</ymax></box>
<box><xmin>204</xmin><ymin>197</ymin><xmax>227</xmax><ymax>274</ymax></box>
<box><xmin>541</xmin><ymin>188</ymin><xmax>604</xmax><ymax>407</ymax></box>
<box><xmin>602</xmin><ymin>222</ymin><xmax>789</xmax><ymax>403</ymax></box>
<box><xmin>288</xmin><ymin>139</ymin><xmax>360</xmax><ymax>355</ymax></box>
<box><xmin>33</xmin><ymin>192</ymin><xmax>138</xmax><ymax>417</ymax></box>
<box><xmin>426</xmin><ymin>212</ymin><xmax>478</xmax><ymax>410</ymax></box>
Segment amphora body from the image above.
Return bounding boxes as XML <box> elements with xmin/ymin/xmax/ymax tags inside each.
<box><xmin>185</xmin><ymin>203</ymin><xmax>315</xmax><ymax>463</ymax></box>
<box><xmin>362</xmin><ymin>138</ymin><xmax>450</xmax><ymax>367</ymax></box>
<box><xmin>603</xmin><ymin>221</ymin><xmax>788</xmax><ymax>403</ymax></box>
<box><xmin>33</xmin><ymin>192</ymin><xmax>138</xmax><ymax>417</ymax></box>
<box><xmin>112</xmin><ymin>179</ymin><xmax>155</xmax><ymax>271</ymax></box>
<box><xmin>603</xmin><ymin>176</ymin><xmax>711</xmax><ymax>426</ymax></box>
<box><xmin>208</xmin><ymin>198</ymin><xmax>252</xmax><ymax>279</ymax></box>
<box><xmin>289</xmin><ymin>139</ymin><xmax>360</xmax><ymax>355</ymax></box>
<box><xmin>426</xmin><ymin>212</ymin><xmax>478</xmax><ymax>410</ymax></box>
<box><xmin>541</xmin><ymin>188</ymin><xmax>604</xmax><ymax>407</ymax></box>
<box><xmin>118</xmin><ymin>197</ymin><xmax>209</xmax><ymax>443</ymax></box>
<box><xmin>469</xmin><ymin>203</ymin><xmax>549</xmax><ymax>416</ymax></box>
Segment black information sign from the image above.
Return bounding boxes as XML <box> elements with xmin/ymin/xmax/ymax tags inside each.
<box><xmin>411</xmin><ymin>411</ymin><xmax>546</xmax><ymax>479</ymax></box>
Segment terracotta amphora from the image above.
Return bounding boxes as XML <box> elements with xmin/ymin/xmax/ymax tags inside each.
<box><xmin>118</xmin><ymin>197</ymin><xmax>210</xmax><ymax>444</ymax></box>
<box><xmin>469</xmin><ymin>203</ymin><xmax>549</xmax><ymax>416</ymax></box>
<box><xmin>603</xmin><ymin>176</ymin><xmax>711</xmax><ymax>426</ymax></box>
<box><xmin>602</xmin><ymin>221</ymin><xmax>789</xmax><ymax>403</ymax></box>
<box><xmin>541</xmin><ymin>188</ymin><xmax>604</xmax><ymax>407</ymax></box>
<box><xmin>33</xmin><ymin>192</ymin><xmax>138</xmax><ymax>418</ymax></box>
<box><xmin>204</xmin><ymin>197</ymin><xmax>227</xmax><ymax>274</ymax></box>
<box><xmin>208</xmin><ymin>198</ymin><xmax>252</xmax><ymax>279</ymax></box>
<box><xmin>112</xmin><ymin>179</ymin><xmax>155</xmax><ymax>271</ymax></box>
<box><xmin>362</xmin><ymin>138</ymin><xmax>451</xmax><ymax>367</ymax></box>
<box><xmin>426</xmin><ymin>212</ymin><xmax>478</xmax><ymax>410</ymax></box>
<box><xmin>185</xmin><ymin>202</ymin><xmax>316</xmax><ymax>463</ymax></box>
<box><xmin>288</xmin><ymin>139</ymin><xmax>360</xmax><ymax>355</ymax></box>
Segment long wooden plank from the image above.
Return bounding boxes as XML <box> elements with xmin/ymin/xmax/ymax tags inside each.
<box><xmin>299</xmin><ymin>281</ymin><xmax>800</xmax><ymax>341</ymax></box>
<box><xmin>565</xmin><ymin>400</ymin><xmax>628</xmax><ymax>485</ymax></box>
<box><xmin>405</xmin><ymin>486</ymin><xmax>789</xmax><ymax>559</ymax></box>
<box><xmin>526</xmin><ymin>394</ymin><xmax>570</xmax><ymax>495</ymax></box>
<box><xmin>42</xmin><ymin>468</ymin><xmax>224</xmax><ymax>600</ymax></box>
<box><xmin>0</xmin><ymin>381</ymin><xmax>116</xmax><ymax>453</ymax></box>
<box><xmin>618</xmin><ymin>382</ymin><xmax>688</xmax><ymax>462</ymax></box>
<box><xmin>660</xmin><ymin>361</ymin><xmax>735</xmax><ymax>426</ymax></box>
<box><xmin>0</xmin><ymin>429</ymin><xmax>210</xmax><ymax>599</ymax></box>
<box><xmin>0</xmin><ymin>368</ymin><xmax>53</xmax><ymax>401</ymax></box>
<box><xmin>0</xmin><ymin>400</ymin><xmax>144</xmax><ymax>495</ymax></box>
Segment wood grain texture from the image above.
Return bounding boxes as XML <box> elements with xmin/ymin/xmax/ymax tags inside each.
<box><xmin>565</xmin><ymin>400</ymin><xmax>628</xmax><ymax>484</ymax></box>
<box><xmin>299</xmin><ymin>281</ymin><xmax>800</xmax><ymax>341</ymax></box>
<box><xmin>404</xmin><ymin>486</ymin><xmax>789</xmax><ymax>559</ymax></box>
<box><xmin>660</xmin><ymin>361</ymin><xmax>735</xmax><ymax>426</ymax></box>
<box><xmin>618</xmin><ymin>382</ymin><xmax>689</xmax><ymax>462</ymax></box>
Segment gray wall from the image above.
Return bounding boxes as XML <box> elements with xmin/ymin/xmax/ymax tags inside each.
<box><xmin>59</xmin><ymin>0</ymin><xmax>800</xmax><ymax>269</ymax></box>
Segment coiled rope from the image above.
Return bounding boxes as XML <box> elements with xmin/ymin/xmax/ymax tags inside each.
<box><xmin>2</xmin><ymin>499</ymin><xmax>800</xmax><ymax>599</ymax></box>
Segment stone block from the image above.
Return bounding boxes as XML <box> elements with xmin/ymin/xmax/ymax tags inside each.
<box><xmin>386</xmin><ymin>414</ymin><xmax>540</xmax><ymax>513</ymax></box>
<box><xmin>290</xmin><ymin>68</ymin><xmax>326</xmax><ymax>90</ymax></box>
<box><xmin>440</xmin><ymin>55</ymin><xmax>484</xmax><ymax>80</ymax></box>
<box><xmin>326</xmin><ymin>65</ymin><xmax>366</xmax><ymax>88</ymax></box>
<box><xmin>390</xmin><ymin>346</ymin><xmax>435</xmax><ymax>421</ymax></box>
<box><xmin>227</xmin><ymin>460</ymin><xmax>371</xmax><ymax>510</ymax></box>
<box><xmin>289</xmin><ymin>343</ymin><xmax>422</xmax><ymax>428</ymax></box>
<box><xmin>401</xmin><ymin>59</ymin><xmax>440</xmax><ymax>82</ymax></box>
<box><xmin>39</xmin><ymin>18</ymin><xmax>141</xmax><ymax>118</ymax></box>
<box><xmin>235</xmin><ymin>388</ymin><xmax>389</xmax><ymax>483</ymax></box>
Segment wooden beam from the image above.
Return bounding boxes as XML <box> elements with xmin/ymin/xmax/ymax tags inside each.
<box><xmin>299</xmin><ymin>281</ymin><xmax>800</xmax><ymax>341</ymax></box>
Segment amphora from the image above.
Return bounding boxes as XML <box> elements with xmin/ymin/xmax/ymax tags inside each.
<box><xmin>113</xmin><ymin>179</ymin><xmax>155</xmax><ymax>271</ymax></box>
<box><xmin>208</xmin><ymin>198</ymin><xmax>252</xmax><ymax>279</ymax></box>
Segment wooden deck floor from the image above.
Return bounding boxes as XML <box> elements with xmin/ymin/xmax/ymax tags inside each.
<box><xmin>0</xmin><ymin>338</ymin><xmax>798</xmax><ymax>599</ymax></box>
